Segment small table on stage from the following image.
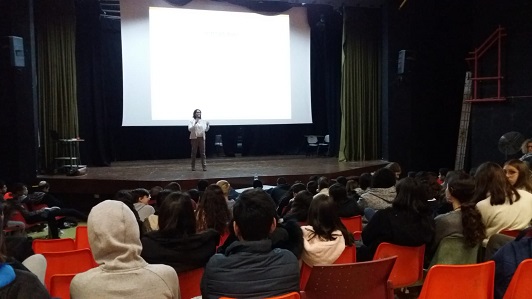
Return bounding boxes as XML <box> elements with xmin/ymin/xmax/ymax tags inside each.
<box><xmin>56</xmin><ymin>138</ymin><xmax>85</xmax><ymax>175</ymax></box>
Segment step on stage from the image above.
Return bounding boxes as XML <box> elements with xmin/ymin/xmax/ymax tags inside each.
<box><xmin>38</xmin><ymin>155</ymin><xmax>388</xmax><ymax>213</ymax></box>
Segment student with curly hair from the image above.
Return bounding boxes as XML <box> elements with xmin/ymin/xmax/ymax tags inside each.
<box><xmin>195</xmin><ymin>184</ymin><xmax>231</xmax><ymax>235</ymax></box>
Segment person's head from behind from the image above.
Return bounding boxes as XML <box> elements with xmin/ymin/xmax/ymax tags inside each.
<box><xmin>385</xmin><ymin>162</ymin><xmax>402</xmax><ymax>179</ymax></box>
<box><xmin>232</xmin><ymin>189</ymin><xmax>276</xmax><ymax>241</ymax></box>
<box><xmin>307</xmin><ymin>194</ymin><xmax>352</xmax><ymax>245</ymax></box>
<box><xmin>158</xmin><ymin>191</ymin><xmax>196</xmax><ymax>237</ymax></box>
<box><xmin>438</xmin><ymin>168</ymin><xmax>449</xmax><ymax>182</ymax></box>
<box><xmin>131</xmin><ymin>188</ymin><xmax>150</xmax><ymax>205</ymax></box>
<box><xmin>88</xmin><ymin>200</ymin><xmax>143</xmax><ymax>263</ymax></box>
<box><xmin>149</xmin><ymin>186</ymin><xmax>163</xmax><ymax>205</ymax></box>
<box><xmin>317</xmin><ymin>176</ymin><xmax>329</xmax><ymax>191</ymax></box>
<box><xmin>36</xmin><ymin>181</ymin><xmax>50</xmax><ymax>192</ymax></box>
<box><xmin>12</xmin><ymin>183</ymin><xmax>28</xmax><ymax>197</ymax></box>
<box><xmin>216</xmin><ymin>180</ymin><xmax>231</xmax><ymax>198</ymax></box>
<box><xmin>335</xmin><ymin>176</ymin><xmax>347</xmax><ymax>186</ymax></box>
<box><xmin>196</xmin><ymin>184</ymin><xmax>231</xmax><ymax>234</ymax></box>
<box><xmin>392</xmin><ymin>177</ymin><xmax>430</xmax><ymax>215</ymax></box>
<box><xmin>345</xmin><ymin>180</ymin><xmax>358</xmax><ymax>194</ymax></box>
<box><xmin>252</xmin><ymin>179</ymin><xmax>263</xmax><ymax>189</ymax></box>
<box><xmin>164</xmin><ymin>182</ymin><xmax>181</xmax><ymax>192</ymax></box>
<box><xmin>188</xmin><ymin>189</ymin><xmax>200</xmax><ymax>203</ymax></box>
<box><xmin>193</xmin><ymin>109</ymin><xmax>202</xmax><ymax>119</ymax></box>
<box><xmin>197</xmin><ymin>179</ymin><xmax>209</xmax><ymax>192</ymax></box>
<box><xmin>328</xmin><ymin>183</ymin><xmax>347</xmax><ymax>203</ymax></box>
<box><xmin>446</xmin><ymin>173</ymin><xmax>475</xmax><ymax>205</ymax></box>
<box><xmin>358</xmin><ymin>173</ymin><xmax>372</xmax><ymax>190</ymax></box>
<box><xmin>306</xmin><ymin>181</ymin><xmax>318</xmax><ymax>195</ymax></box>
<box><xmin>289</xmin><ymin>190</ymin><xmax>313</xmax><ymax>220</ymax></box>
<box><xmin>474</xmin><ymin>161</ymin><xmax>517</xmax><ymax>205</ymax></box>
<box><xmin>371</xmin><ymin>168</ymin><xmax>396</xmax><ymax>189</ymax></box>
<box><xmin>503</xmin><ymin>159</ymin><xmax>532</xmax><ymax>190</ymax></box>
<box><xmin>276</xmin><ymin>177</ymin><xmax>287</xmax><ymax>186</ymax></box>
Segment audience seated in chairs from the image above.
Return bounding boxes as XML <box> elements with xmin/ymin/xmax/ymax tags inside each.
<box><xmin>141</xmin><ymin>191</ymin><xmax>219</xmax><ymax>274</ymax></box>
<box><xmin>216</xmin><ymin>180</ymin><xmax>236</xmax><ymax>215</ymax></box>
<box><xmin>4</xmin><ymin>183</ymin><xmax>87</xmax><ymax>239</ymax></box>
<box><xmin>358</xmin><ymin>177</ymin><xmax>435</xmax><ymax>262</ymax></box>
<box><xmin>267</xmin><ymin>177</ymin><xmax>291</xmax><ymax>206</ymax></box>
<box><xmin>282</xmin><ymin>190</ymin><xmax>313</xmax><ymax>224</ymax></box>
<box><xmin>0</xmin><ymin>202</ymin><xmax>50</xmax><ymax>298</ymax></box>
<box><xmin>196</xmin><ymin>184</ymin><xmax>231</xmax><ymax>236</ymax></box>
<box><xmin>27</xmin><ymin>181</ymin><xmax>63</xmax><ymax>208</ymax></box>
<box><xmin>276</xmin><ymin>183</ymin><xmax>306</xmax><ymax>217</ymax></box>
<box><xmin>357</xmin><ymin>168</ymin><xmax>397</xmax><ymax>217</ymax></box>
<box><xmin>70</xmin><ymin>200</ymin><xmax>180</xmax><ymax>299</ymax></box>
<box><xmin>201</xmin><ymin>189</ymin><xmax>300</xmax><ymax>299</ymax></box>
<box><xmin>301</xmin><ymin>194</ymin><xmax>355</xmax><ymax>267</ymax></box>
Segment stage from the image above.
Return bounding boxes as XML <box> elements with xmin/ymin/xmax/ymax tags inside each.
<box><xmin>37</xmin><ymin>155</ymin><xmax>388</xmax><ymax>213</ymax></box>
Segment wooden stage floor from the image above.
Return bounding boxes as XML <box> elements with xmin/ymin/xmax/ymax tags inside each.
<box><xmin>38</xmin><ymin>155</ymin><xmax>388</xmax><ymax>212</ymax></box>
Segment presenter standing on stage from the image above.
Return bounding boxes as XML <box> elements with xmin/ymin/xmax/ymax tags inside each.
<box><xmin>188</xmin><ymin>109</ymin><xmax>210</xmax><ymax>171</ymax></box>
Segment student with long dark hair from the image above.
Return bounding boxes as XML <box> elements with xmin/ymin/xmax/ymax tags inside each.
<box><xmin>196</xmin><ymin>184</ymin><xmax>231</xmax><ymax>235</ymax></box>
<box><xmin>141</xmin><ymin>192</ymin><xmax>219</xmax><ymax>273</ymax></box>
<box><xmin>300</xmin><ymin>194</ymin><xmax>355</xmax><ymax>266</ymax></box>
<box><xmin>359</xmin><ymin>177</ymin><xmax>435</xmax><ymax>261</ymax></box>
<box><xmin>474</xmin><ymin>162</ymin><xmax>532</xmax><ymax>244</ymax></box>
<box><xmin>430</xmin><ymin>174</ymin><xmax>486</xmax><ymax>257</ymax></box>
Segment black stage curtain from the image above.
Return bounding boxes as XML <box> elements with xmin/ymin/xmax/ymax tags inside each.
<box><xmin>75</xmin><ymin>2</ymin><xmax>343</xmax><ymax>165</ymax></box>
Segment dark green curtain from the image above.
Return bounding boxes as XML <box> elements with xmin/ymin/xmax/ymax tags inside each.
<box><xmin>339</xmin><ymin>7</ymin><xmax>381</xmax><ymax>161</ymax></box>
<box><xmin>35</xmin><ymin>0</ymin><xmax>78</xmax><ymax>170</ymax></box>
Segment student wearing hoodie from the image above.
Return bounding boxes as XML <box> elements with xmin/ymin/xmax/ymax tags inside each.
<box><xmin>70</xmin><ymin>200</ymin><xmax>180</xmax><ymax>299</ymax></box>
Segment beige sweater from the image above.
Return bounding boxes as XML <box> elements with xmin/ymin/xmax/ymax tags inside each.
<box><xmin>300</xmin><ymin>226</ymin><xmax>345</xmax><ymax>266</ymax></box>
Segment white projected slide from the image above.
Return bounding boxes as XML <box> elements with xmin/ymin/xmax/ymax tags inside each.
<box><xmin>120</xmin><ymin>0</ymin><xmax>311</xmax><ymax>126</ymax></box>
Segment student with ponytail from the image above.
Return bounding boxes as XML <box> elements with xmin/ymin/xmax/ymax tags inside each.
<box><xmin>430</xmin><ymin>172</ymin><xmax>486</xmax><ymax>256</ymax></box>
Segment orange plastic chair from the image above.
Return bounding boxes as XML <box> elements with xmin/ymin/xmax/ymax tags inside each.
<box><xmin>418</xmin><ymin>261</ymin><xmax>495</xmax><ymax>299</ymax></box>
<box><xmin>42</xmin><ymin>248</ymin><xmax>95</xmax><ymax>290</ymax></box>
<box><xmin>302</xmin><ymin>256</ymin><xmax>396</xmax><ymax>299</ymax></box>
<box><xmin>33</xmin><ymin>238</ymin><xmax>76</xmax><ymax>254</ymax></box>
<box><xmin>179</xmin><ymin>267</ymin><xmax>204</xmax><ymax>299</ymax></box>
<box><xmin>75</xmin><ymin>226</ymin><xmax>90</xmax><ymax>249</ymax></box>
<box><xmin>373</xmin><ymin>242</ymin><xmax>425</xmax><ymax>288</ymax></box>
<box><xmin>300</xmin><ymin>244</ymin><xmax>356</xmax><ymax>290</ymax></box>
<box><xmin>220</xmin><ymin>292</ymin><xmax>300</xmax><ymax>299</ymax></box>
<box><xmin>340</xmin><ymin>216</ymin><xmax>362</xmax><ymax>233</ymax></box>
<box><xmin>49</xmin><ymin>274</ymin><xmax>76</xmax><ymax>299</ymax></box>
<box><xmin>503</xmin><ymin>259</ymin><xmax>532</xmax><ymax>299</ymax></box>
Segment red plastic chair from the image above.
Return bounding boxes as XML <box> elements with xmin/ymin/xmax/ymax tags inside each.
<box><xmin>418</xmin><ymin>261</ymin><xmax>495</xmax><ymax>299</ymax></box>
<box><xmin>340</xmin><ymin>216</ymin><xmax>362</xmax><ymax>233</ymax></box>
<box><xmin>221</xmin><ymin>292</ymin><xmax>300</xmax><ymax>299</ymax></box>
<box><xmin>503</xmin><ymin>259</ymin><xmax>532</xmax><ymax>299</ymax></box>
<box><xmin>49</xmin><ymin>274</ymin><xmax>76</xmax><ymax>299</ymax></box>
<box><xmin>33</xmin><ymin>238</ymin><xmax>76</xmax><ymax>254</ymax></box>
<box><xmin>373</xmin><ymin>242</ymin><xmax>425</xmax><ymax>288</ymax></box>
<box><xmin>302</xmin><ymin>256</ymin><xmax>397</xmax><ymax>299</ymax></box>
<box><xmin>75</xmin><ymin>226</ymin><xmax>90</xmax><ymax>249</ymax></box>
<box><xmin>300</xmin><ymin>244</ymin><xmax>357</xmax><ymax>290</ymax></box>
<box><xmin>42</xmin><ymin>248</ymin><xmax>95</xmax><ymax>290</ymax></box>
<box><xmin>178</xmin><ymin>267</ymin><xmax>204</xmax><ymax>299</ymax></box>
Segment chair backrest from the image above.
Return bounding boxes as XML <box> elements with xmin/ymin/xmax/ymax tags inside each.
<box><xmin>429</xmin><ymin>236</ymin><xmax>480</xmax><ymax>267</ymax></box>
<box><xmin>307</xmin><ymin>135</ymin><xmax>318</xmax><ymax>144</ymax></box>
<box><xmin>503</xmin><ymin>259</ymin><xmax>532</xmax><ymax>299</ymax></box>
<box><xmin>33</xmin><ymin>238</ymin><xmax>76</xmax><ymax>254</ymax></box>
<box><xmin>418</xmin><ymin>261</ymin><xmax>495</xmax><ymax>299</ymax></box>
<box><xmin>323</xmin><ymin>135</ymin><xmax>330</xmax><ymax>143</ymax></box>
<box><xmin>303</xmin><ymin>256</ymin><xmax>396</xmax><ymax>299</ymax></box>
<box><xmin>300</xmin><ymin>244</ymin><xmax>357</xmax><ymax>290</ymax></box>
<box><xmin>500</xmin><ymin>229</ymin><xmax>522</xmax><ymax>237</ymax></box>
<box><xmin>42</xmin><ymin>248</ymin><xmax>95</xmax><ymax>290</ymax></box>
<box><xmin>373</xmin><ymin>242</ymin><xmax>425</xmax><ymax>288</ymax></box>
<box><xmin>75</xmin><ymin>226</ymin><xmax>90</xmax><ymax>249</ymax></box>
<box><xmin>340</xmin><ymin>216</ymin><xmax>362</xmax><ymax>233</ymax></box>
<box><xmin>49</xmin><ymin>274</ymin><xmax>76</xmax><ymax>299</ymax></box>
<box><xmin>220</xmin><ymin>292</ymin><xmax>300</xmax><ymax>299</ymax></box>
<box><xmin>179</xmin><ymin>267</ymin><xmax>204</xmax><ymax>299</ymax></box>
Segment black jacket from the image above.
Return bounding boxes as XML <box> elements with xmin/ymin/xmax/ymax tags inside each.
<box><xmin>140</xmin><ymin>229</ymin><xmax>219</xmax><ymax>273</ymax></box>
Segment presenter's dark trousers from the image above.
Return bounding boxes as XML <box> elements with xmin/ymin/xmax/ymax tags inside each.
<box><xmin>191</xmin><ymin>137</ymin><xmax>206</xmax><ymax>170</ymax></box>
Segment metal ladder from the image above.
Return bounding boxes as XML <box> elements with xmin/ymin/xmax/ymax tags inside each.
<box><xmin>454</xmin><ymin>71</ymin><xmax>473</xmax><ymax>170</ymax></box>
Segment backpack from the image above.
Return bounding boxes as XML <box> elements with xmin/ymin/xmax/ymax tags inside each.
<box><xmin>491</xmin><ymin>228</ymin><xmax>532</xmax><ymax>299</ymax></box>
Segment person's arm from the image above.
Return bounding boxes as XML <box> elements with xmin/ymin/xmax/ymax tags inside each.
<box><xmin>188</xmin><ymin>119</ymin><xmax>196</xmax><ymax>132</ymax></box>
<box><xmin>205</xmin><ymin>120</ymin><xmax>210</xmax><ymax>132</ymax></box>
